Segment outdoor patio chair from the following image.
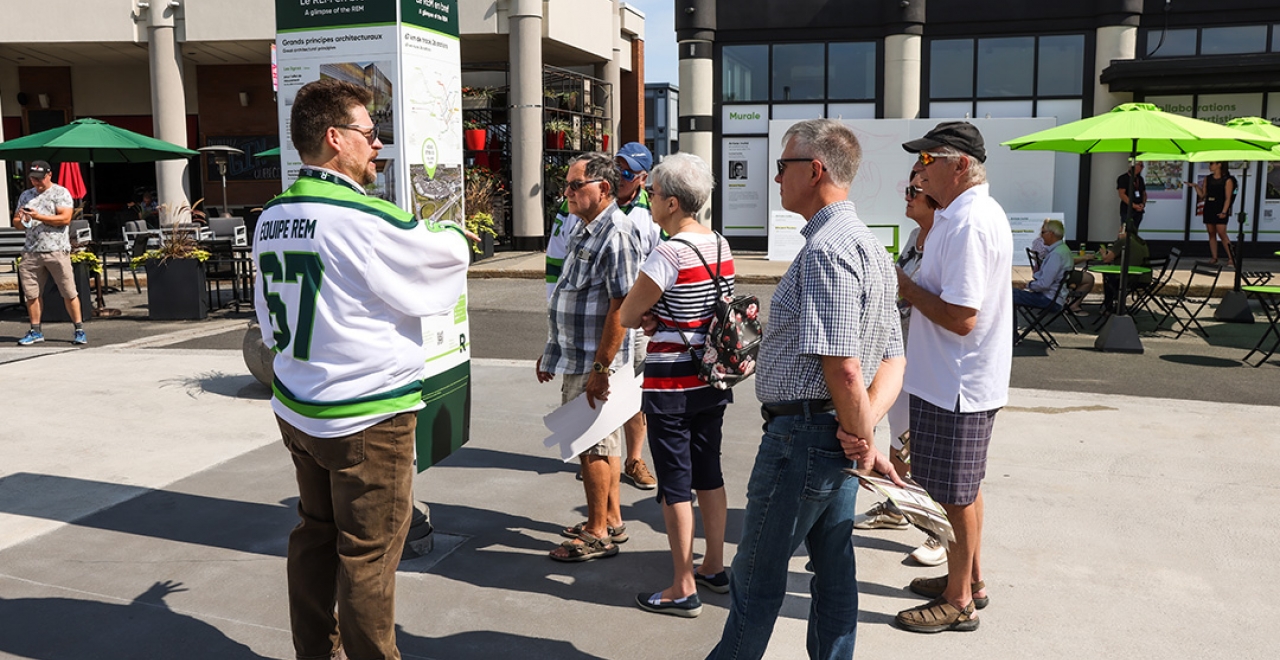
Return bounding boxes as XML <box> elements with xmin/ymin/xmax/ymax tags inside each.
<box><xmin>209</xmin><ymin>217</ymin><xmax>248</xmax><ymax>247</ymax></box>
<box><xmin>203</xmin><ymin>240</ymin><xmax>241</xmax><ymax>311</ymax></box>
<box><xmin>70</xmin><ymin>218</ymin><xmax>92</xmax><ymax>247</ymax></box>
<box><xmin>122</xmin><ymin>220</ymin><xmax>160</xmax><ymax>251</ymax></box>
<box><xmin>1129</xmin><ymin>247</ymin><xmax>1181</xmax><ymax>322</ymax></box>
<box><xmin>1158</xmin><ymin>260</ymin><xmax>1224</xmax><ymax>339</ymax></box>
<box><xmin>1014</xmin><ymin>272</ymin><xmax>1074</xmax><ymax>350</ymax></box>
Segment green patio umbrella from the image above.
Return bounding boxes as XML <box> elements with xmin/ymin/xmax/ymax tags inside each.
<box><xmin>1138</xmin><ymin>117</ymin><xmax>1280</xmax><ymax>321</ymax></box>
<box><xmin>0</xmin><ymin>117</ymin><xmax>199</xmax><ymax>236</ymax></box>
<box><xmin>254</xmin><ymin>147</ymin><xmax>280</xmax><ymax>158</ymax></box>
<box><xmin>1003</xmin><ymin>103</ymin><xmax>1280</xmax><ymax>353</ymax></box>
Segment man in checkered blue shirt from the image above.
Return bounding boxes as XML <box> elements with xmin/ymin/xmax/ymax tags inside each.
<box><xmin>706</xmin><ymin>119</ymin><xmax>905</xmax><ymax>660</ymax></box>
<box><xmin>537</xmin><ymin>152</ymin><xmax>642</xmax><ymax>562</ymax></box>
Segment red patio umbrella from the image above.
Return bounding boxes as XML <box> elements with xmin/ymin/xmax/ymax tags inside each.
<box><xmin>57</xmin><ymin>161</ymin><xmax>87</xmax><ymax>201</ymax></box>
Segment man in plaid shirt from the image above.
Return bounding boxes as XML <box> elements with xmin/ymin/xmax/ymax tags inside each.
<box><xmin>706</xmin><ymin>119</ymin><xmax>904</xmax><ymax>660</ymax></box>
<box><xmin>537</xmin><ymin>152</ymin><xmax>643</xmax><ymax>562</ymax></box>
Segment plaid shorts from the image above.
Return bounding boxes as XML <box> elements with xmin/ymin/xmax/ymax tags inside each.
<box><xmin>908</xmin><ymin>395</ymin><xmax>999</xmax><ymax>506</ymax></box>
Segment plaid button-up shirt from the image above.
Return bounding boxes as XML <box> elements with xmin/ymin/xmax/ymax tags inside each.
<box><xmin>542</xmin><ymin>202</ymin><xmax>642</xmax><ymax>375</ymax></box>
<box><xmin>755</xmin><ymin>201</ymin><xmax>904</xmax><ymax>404</ymax></box>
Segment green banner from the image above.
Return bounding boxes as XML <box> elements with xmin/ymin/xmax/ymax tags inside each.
<box><xmin>400</xmin><ymin>0</ymin><xmax>458</xmax><ymax>36</ymax></box>
<box><xmin>276</xmin><ymin>0</ymin><xmax>397</xmax><ymax>31</ymax></box>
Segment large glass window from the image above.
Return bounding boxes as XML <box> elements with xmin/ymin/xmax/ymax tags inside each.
<box><xmin>976</xmin><ymin>37</ymin><xmax>1035</xmax><ymax>98</ymax></box>
<box><xmin>827</xmin><ymin>42</ymin><xmax>876</xmax><ymax>100</ymax></box>
<box><xmin>772</xmin><ymin>43</ymin><xmax>825</xmax><ymax>101</ymax></box>
<box><xmin>1038</xmin><ymin>35</ymin><xmax>1085</xmax><ymax>96</ymax></box>
<box><xmin>930</xmin><ymin>39</ymin><xmax>974</xmax><ymax>99</ymax></box>
<box><xmin>1201</xmin><ymin>25</ymin><xmax>1268</xmax><ymax>55</ymax></box>
<box><xmin>1145</xmin><ymin>28</ymin><xmax>1197</xmax><ymax>57</ymax></box>
<box><xmin>722</xmin><ymin>45</ymin><xmax>768</xmax><ymax>102</ymax></box>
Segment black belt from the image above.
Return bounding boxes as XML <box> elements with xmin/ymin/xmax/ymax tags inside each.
<box><xmin>760</xmin><ymin>399</ymin><xmax>834</xmax><ymax>422</ymax></box>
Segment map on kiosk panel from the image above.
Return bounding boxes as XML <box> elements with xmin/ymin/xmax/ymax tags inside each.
<box><xmin>319</xmin><ymin>61</ymin><xmax>396</xmax><ymax>146</ymax></box>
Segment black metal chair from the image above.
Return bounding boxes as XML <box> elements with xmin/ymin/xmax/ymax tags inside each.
<box><xmin>1158</xmin><ymin>261</ymin><xmax>1224</xmax><ymax>339</ymax></box>
<box><xmin>203</xmin><ymin>240</ymin><xmax>241</xmax><ymax>311</ymax></box>
<box><xmin>1129</xmin><ymin>247</ymin><xmax>1181</xmax><ymax>323</ymax></box>
<box><xmin>1014</xmin><ymin>274</ymin><xmax>1073</xmax><ymax>350</ymax></box>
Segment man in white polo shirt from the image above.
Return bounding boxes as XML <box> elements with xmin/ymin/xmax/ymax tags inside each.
<box><xmin>894</xmin><ymin>122</ymin><xmax>1012</xmax><ymax>633</ymax></box>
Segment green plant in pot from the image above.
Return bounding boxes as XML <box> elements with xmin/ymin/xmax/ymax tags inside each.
<box><xmin>545</xmin><ymin>118</ymin><xmax>572</xmax><ymax>150</ymax></box>
<box><xmin>464</xmin><ymin>166</ymin><xmax>502</xmax><ymax>256</ymax></box>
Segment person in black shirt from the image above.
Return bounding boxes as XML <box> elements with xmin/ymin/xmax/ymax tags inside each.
<box><xmin>1116</xmin><ymin>162</ymin><xmax>1146</xmax><ymax>229</ymax></box>
<box><xmin>1186</xmin><ymin>161</ymin><xmax>1236</xmax><ymax>267</ymax></box>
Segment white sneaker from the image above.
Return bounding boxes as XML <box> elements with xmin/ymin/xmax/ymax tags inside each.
<box><xmin>909</xmin><ymin>535</ymin><xmax>947</xmax><ymax>566</ymax></box>
<box><xmin>853</xmin><ymin>501</ymin><xmax>909</xmax><ymax>530</ymax></box>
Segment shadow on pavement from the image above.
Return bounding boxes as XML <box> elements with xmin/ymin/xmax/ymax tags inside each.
<box><xmin>397</xmin><ymin>625</ymin><xmax>607</xmax><ymax>660</ymax></box>
<box><xmin>0</xmin><ymin>581</ymin><xmax>271</xmax><ymax>659</ymax></box>
<box><xmin>1159</xmin><ymin>354</ymin><xmax>1244</xmax><ymax>368</ymax></box>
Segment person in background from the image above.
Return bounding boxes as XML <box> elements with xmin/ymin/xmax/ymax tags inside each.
<box><xmin>547</xmin><ymin>143</ymin><xmax>661</xmax><ymax>492</ymax></box>
<box><xmin>853</xmin><ymin>170</ymin><xmax>947</xmax><ymax>568</ymax></box>
<box><xmin>12</xmin><ymin>160</ymin><xmax>84</xmax><ymax>346</ymax></box>
<box><xmin>1099</xmin><ymin>224</ymin><xmax>1151</xmax><ymax>313</ymax></box>
<box><xmin>620</xmin><ymin>152</ymin><xmax>732</xmax><ymax>618</ymax></box>
<box><xmin>1117</xmin><ymin>162</ymin><xmax>1146</xmax><ymax>229</ymax></box>
<box><xmin>1012</xmin><ymin>219</ymin><xmax>1072</xmax><ymax>311</ymax></box>
<box><xmin>1186</xmin><ymin>161</ymin><xmax>1236</xmax><ymax>268</ymax></box>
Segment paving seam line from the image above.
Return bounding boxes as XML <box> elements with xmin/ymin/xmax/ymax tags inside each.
<box><xmin>108</xmin><ymin>319</ymin><xmax>250</xmax><ymax>349</ymax></box>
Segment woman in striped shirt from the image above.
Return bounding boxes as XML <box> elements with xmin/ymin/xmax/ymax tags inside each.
<box><xmin>620</xmin><ymin>153</ymin><xmax>734</xmax><ymax>618</ymax></box>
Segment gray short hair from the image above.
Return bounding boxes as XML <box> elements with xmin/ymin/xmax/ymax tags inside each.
<box><xmin>1042</xmin><ymin>219</ymin><xmax>1064</xmax><ymax>238</ymax></box>
<box><xmin>649</xmin><ymin>153</ymin><xmax>714</xmax><ymax>214</ymax></box>
<box><xmin>929</xmin><ymin>146</ymin><xmax>987</xmax><ymax>185</ymax></box>
<box><xmin>569</xmin><ymin>152</ymin><xmax>619</xmax><ymax>199</ymax></box>
<box><xmin>782</xmin><ymin>119</ymin><xmax>861</xmax><ymax>188</ymax></box>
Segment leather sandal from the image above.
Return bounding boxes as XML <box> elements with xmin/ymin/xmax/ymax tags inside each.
<box><xmin>909</xmin><ymin>575</ymin><xmax>989</xmax><ymax>609</ymax></box>
<box><xmin>560</xmin><ymin>521</ymin><xmax>628</xmax><ymax>544</ymax></box>
<box><xmin>549</xmin><ymin>531</ymin><xmax>619</xmax><ymax>562</ymax></box>
<box><xmin>895</xmin><ymin>596</ymin><xmax>979</xmax><ymax>633</ymax></box>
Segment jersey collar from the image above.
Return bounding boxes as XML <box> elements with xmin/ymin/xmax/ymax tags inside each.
<box><xmin>299</xmin><ymin>166</ymin><xmax>367</xmax><ymax>196</ymax></box>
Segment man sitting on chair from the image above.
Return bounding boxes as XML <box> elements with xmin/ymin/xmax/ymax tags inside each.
<box><xmin>1013</xmin><ymin>219</ymin><xmax>1070</xmax><ymax>310</ymax></box>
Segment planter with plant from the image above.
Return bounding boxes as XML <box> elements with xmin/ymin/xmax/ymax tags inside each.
<box><xmin>130</xmin><ymin>228</ymin><xmax>211</xmax><ymax>320</ymax></box>
<box><xmin>464</xmin><ymin>167</ymin><xmax>502</xmax><ymax>260</ymax></box>
<box><xmin>463</xmin><ymin>116</ymin><xmax>488</xmax><ymax>151</ymax></box>
<box><xmin>462</xmin><ymin>86</ymin><xmax>497</xmax><ymax>109</ymax></box>
<box><xmin>545</xmin><ymin>118</ymin><xmax>572</xmax><ymax>150</ymax></box>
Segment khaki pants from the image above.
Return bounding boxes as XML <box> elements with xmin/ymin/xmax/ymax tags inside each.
<box><xmin>278</xmin><ymin>411</ymin><xmax>417</xmax><ymax>660</ymax></box>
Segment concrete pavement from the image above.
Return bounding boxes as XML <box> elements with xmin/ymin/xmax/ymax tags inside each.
<box><xmin>1</xmin><ymin>323</ymin><xmax>1278</xmax><ymax>659</ymax></box>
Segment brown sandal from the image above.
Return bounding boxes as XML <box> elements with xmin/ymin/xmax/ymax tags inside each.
<box><xmin>560</xmin><ymin>521</ymin><xmax>628</xmax><ymax>543</ymax></box>
<box><xmin>896</xmin><ymin>596</ymin><xmax>979</xmax><ymax>633</ymax></box>
<box><xmin>908</xmin><ymin>576</ymin><xmax>989</xmax><ymax>609</ymax></box>
<box><xmin>549</xmin><ymin>531</ymin><xmax>619</xmax><ymax>562</ymax></box>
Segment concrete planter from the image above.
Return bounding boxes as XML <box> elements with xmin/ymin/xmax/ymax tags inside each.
<box><xmin>144</xmin><ymin>258</ymin><xmax>208</xmax><ymax>320</ymax></box>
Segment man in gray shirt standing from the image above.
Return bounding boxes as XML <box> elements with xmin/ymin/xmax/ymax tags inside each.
<box><xmin>12</xmin><ymin>160</ymin><xmax>84</xmax><ymax>346</ymax></box>
<box><xmin>706</xmin><ymin>119</ymin><xmax>904</xmax><ymax>660</ymax></box>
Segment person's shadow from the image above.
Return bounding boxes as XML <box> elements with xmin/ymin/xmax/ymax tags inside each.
<box><xmin>0</xmin><ymin>580</ymin><xmax>271</xmax><ymax>659</ymax></box>
<box><xmin>397</xmin><ymin>624</ymin><xmax>607</xmax><ymax>659</ymax></box>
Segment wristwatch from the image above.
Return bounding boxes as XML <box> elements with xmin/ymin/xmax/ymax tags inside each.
<box><xmin>592</xmin><ymin>361</ymin><xmax>611</xmax><ymax>374</ymax></box>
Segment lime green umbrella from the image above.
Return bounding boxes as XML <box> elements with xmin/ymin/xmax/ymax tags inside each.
<box><xmin>1003</xmin><ymin>104</ymin><xmax>1280</xmax><ymax>353</ymax></box>
<box><xmin>1138</xmin><ymin>117</ymin><xmax>1280</xmax><ymax>310</ymax></box>
<box><xmin>254</xmin><ymin>147</ymin><xmax>280</xmax><ymax>158</ymax></box>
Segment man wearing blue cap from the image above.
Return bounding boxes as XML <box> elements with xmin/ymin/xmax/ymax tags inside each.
<box><xmin>547</xmin><ymin>143</ymin><xmax>662</xmax><ymax>491</ymax></box>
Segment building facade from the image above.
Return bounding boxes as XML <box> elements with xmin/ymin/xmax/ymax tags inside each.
<box><xmin>677</xmin><ymin>0</ymin><xmax>1280</xmax><ymax>253</ymax></box>
<box><xmin>0</xmin><ymin>0</ymin><xmax>643</xmax><ymax>249</ymax></box>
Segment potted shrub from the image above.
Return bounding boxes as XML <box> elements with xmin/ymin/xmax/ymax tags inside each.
<box><xmin>600</xmin><ymin>123</ymin><xmax>611</xmax><ymax>152</ymax></box>
<box><xmin>131</xmin><ymin>223</ymin><xmax>211</xmax><ymax>320</ymax></box>
<box><xmin>545</xmin><ymin>118</ymin><xmax>571</xmax><ymax>150</ymax></box>
<box><xmin>463</xmin><ymin>116</ymin><xmax>488</xmax><ymax>151</ymax></box>
<box><xmin>462</xmin><ymin>86</ymin><xmax>496</xmax><ymax>110</ymax></box>
<box><xmin>464</xmin><ymin>167</ymin><xmax>502</xmax><ymax>261</ymax></box>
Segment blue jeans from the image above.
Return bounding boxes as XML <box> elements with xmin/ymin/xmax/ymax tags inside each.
<box><xmin>1011</xmin><ymin>287</ymin><xmax>1057</xmax><ymax>309</ymax></box>
<box><xmin>707</xmin><ymin>403</ymin><xmax>860</xmax><ymax>660</ymax></box>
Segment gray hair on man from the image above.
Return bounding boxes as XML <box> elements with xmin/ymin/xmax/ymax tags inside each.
<box><xmin>649</xmin><ymin>152</ymin><xmax>715</xmax><ymax>213</ymax></box>
<box><xmin>782</xmin><ymin>118</ymin><xmax>862</xmax><ymax>188</ymax></box>
<box><xmin>568</xmin><ymin>152</ymin><xmax>620</xmax><ymax>198</ymax></box>
<box><xmin>1042</xmin><ymin>218</ymin><xmax>1064</xmax><ymax>239</ymax></box>
<box><xmin>927</xmin><ymin>146</ymin><xmax>988</xmax><ymax>186</ymax></box>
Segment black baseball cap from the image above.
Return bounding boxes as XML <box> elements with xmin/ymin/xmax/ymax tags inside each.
<box><xmin>902</xmin><ymin>122</ymin><xmax>987</xmax><ymax>163</ymax></box>
<box><xmin>27</xmin><ymin>161</ymin><xmax>51</xmax><ymax>178</ymax></box>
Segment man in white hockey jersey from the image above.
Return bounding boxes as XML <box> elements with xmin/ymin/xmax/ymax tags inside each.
<box><xmin>254</xmin><ymin>79</ymin><xmax>471</xmax><ymax>660</ymax></box>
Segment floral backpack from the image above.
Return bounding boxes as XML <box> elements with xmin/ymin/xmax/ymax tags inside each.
<box><xmin>661</xmin><ymin>235</ymin><xmax>763</xmax><ymax>390</ymax></box>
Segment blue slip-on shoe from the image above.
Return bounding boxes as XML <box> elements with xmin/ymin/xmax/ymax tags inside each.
<box><xmin>635</xmin><ymin>591</ymin><xmax>702</xmax><ymax>618</ymax></box>
<box><xmin>73</xmin><ymin>329</ymin><xmax>87</xmax><ymax>345</ymax></box>
<box><xmin>17</xmin><ymin>330</ymin><xmax>44</xmax><ymax>346</ymax></box>
<box><xmin>693</xmin><ymin>570</ymin><xmax>730</xmax><ymax>594</ymax></box>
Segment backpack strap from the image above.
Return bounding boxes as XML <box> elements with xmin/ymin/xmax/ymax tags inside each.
<box><xmin>667</xmin><ymin>234</ymin><xmax>727</xmax><ymax>300</ymax></box>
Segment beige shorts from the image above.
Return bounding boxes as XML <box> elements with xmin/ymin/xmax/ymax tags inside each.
<box><xmin>19</xmin><ymin>251</ymin><xmax>77</xmax><ymax>301</ymax></box>
<box><xmin>562</xmin><ymin>372</ymin><xmax>623</xmax><ymax>457</ymax></box>
<box><xmin>633</xmin><ymin>332</ymin><xmax>650</xmax><ymax>377</ymax></box>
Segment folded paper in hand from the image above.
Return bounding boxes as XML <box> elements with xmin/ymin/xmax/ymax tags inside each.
<box><xmin>846</xmin><ymin>468</ymin><xmax>954</xmax><ymax>544</ymax></box>
<box><xmin>543</xmin><ymin>370</ymin><xmax>643</xmax><ymax>461</ymax></box>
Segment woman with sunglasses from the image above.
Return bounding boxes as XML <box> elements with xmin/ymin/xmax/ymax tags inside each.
<box><xmin>853</xmin><ymin>170</ymin><xmax>948</xmax><ymax>567</ymax></box>
<box><xmin>619</xmin><ymin>152</ymin><xmax>733</xmax><ymax>618</ymax></box>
